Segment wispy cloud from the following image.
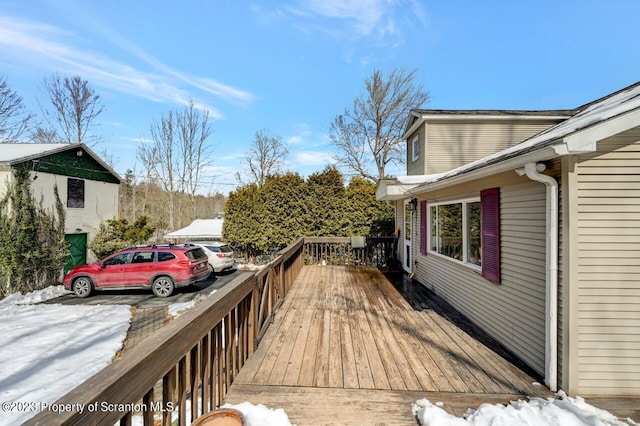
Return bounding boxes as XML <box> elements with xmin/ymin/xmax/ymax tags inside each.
<box><xmin>278</xmin><ymin>0</ymin><xmax>425</xmax><ymax>46</ymax></box>
<box><xmin>294</xmin><ymin>150</ymin><xmax>336</xmax><ymax>166</ymax></box>
<box><xmin>286</xmin><ymin>123</ymin><xmax>331</xmax><ymax>148</ymax></box>
<box><xmin>0</xmin><ymin>15</ymin><xmax>255</xmax><ymax>118</ymax></box>
<box><xmin>125</xmin><ymin>137</ymin><xmax>154</xmax><ymax>144</ymax></box>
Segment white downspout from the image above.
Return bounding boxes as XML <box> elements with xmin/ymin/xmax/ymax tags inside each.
<box><xmin>517</xmin><ymin>162</ymin><xmax>558</xmax><ymax>392</ymax></box>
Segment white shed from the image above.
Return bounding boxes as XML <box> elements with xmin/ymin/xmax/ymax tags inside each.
<box><xmin>164</xmin><ymin>218</ymin><xmax>224</xmax><ymax>241</ymax></box>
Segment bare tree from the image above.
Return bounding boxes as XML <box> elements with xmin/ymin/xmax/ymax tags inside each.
<box><xmin>329</xmin><ymin>68</ymin><xmax>429</xmax><ymax>182</ymax></box>
<box><xmin>30</xmin><ymin>126</ymin><xmax>60</xmax><ymax>143</ymax></box>
<box><xmin>41</xmin><ymin>73</ymin><xmax>104</xmax><ymax>145</ymax></box>
<box><xmin>140</xmin><ymin>101</ymin><xmax>214</xmax><ymax>230</ymax></box>
<box><xmin>147</xmin><ymin>111</ymin><xmax>181</xmax><ymax>230</ymax></box>
<box><xmin>243</xmin><ymin>129</ymin><xmax>290</xmax><ymax>186</ymax></box>
<box><xmin>0</xmin><ymin>76</ymin><xmax>34</xmax><ymax>143</ymax></box>
<box><xmin>177</xmin><ymin>100</ymin><xmax>213</xmax><ymax>219</ymax></box>
<box><xmin>134</xmin><ymin>146</ymin><xmax>157</xmax><ymax>220</ymax></box>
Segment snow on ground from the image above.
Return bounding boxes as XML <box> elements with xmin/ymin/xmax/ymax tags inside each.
<box><xmin>1</xmin><ymin>286</ymin><xmax>637</xmax><ymax>426</ymax></box>
<box><xmin>413</xmin><ymin>392</ymin><xmax>638</xmax><ymax>426</ymax></box>
<box><xmin>223</xmin><ymin>402</ymin><xmax>293</xmax><ymax>426</ymax></box>
<box><xmin>0</xmin><ymin>286</ymin><xmax>132</xmax><ymax>425</ymax></box>
<box><xmin>169</xmin><ymin>289</ymin><xmax>218</xmax><ymax>317</ymax></box>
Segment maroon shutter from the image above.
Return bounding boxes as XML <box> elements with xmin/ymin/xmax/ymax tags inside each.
<box><xmin>419</xmin><ymin>200</ymin><xmax>427</xmax><ymax>254</ymax></box>
<box><xmin>481</xmin><ymin>188</ymin><xmax>500</xmax><ymax>284</ymax></box>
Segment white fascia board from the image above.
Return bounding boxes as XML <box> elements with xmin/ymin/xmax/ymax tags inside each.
<box><xmin>376</xmin><ymin>174</ymin><xmax>444</xmax><ymax>200</ymax></box>
<box><xmin>562</xmin><ymin>107</ymin><xmax>640</xmax><ymax>154</ymax></box>
<box><xmin>406</xmin><ymin>146</ymin><xmax>560</xmax><ymax>196</ymax></box>
<box><xmin>376</xmin><ymin>181</ymin><xmax>425</xmax><ymax>200</ymax></box>
<box><xmin>376</xmin><ymin>182</ymin><xmax>418</xmax><ymax>200</ymax></box>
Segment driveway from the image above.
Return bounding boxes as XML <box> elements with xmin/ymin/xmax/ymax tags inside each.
<box><xmin>44</xmin><ymin>270</ymin><xmax>242</xmax><ymax>350</ymax></box>
<box><xmin>45</xmin><ymin>269</ymin><xmax>240</xmax><ymax>308</ymax></box>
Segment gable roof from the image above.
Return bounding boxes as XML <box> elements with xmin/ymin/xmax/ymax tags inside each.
<box><xmin>380</xmin><ymin>81</ymin><xmax>640</xmax><ymax>199</ymax></box>
<box><xmin>0</xmin><ymin>143</ymin><xmax>123</xmax><ymax>183</ymax></box>
<box><xmin>403</xmin><ymin>109</ymin><xmax>574</xmax><ymax>140</ymax></box>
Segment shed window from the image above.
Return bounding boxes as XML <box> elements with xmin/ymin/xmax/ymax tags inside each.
<box><xmin>67</xmin><ymin>178</ymin><xmax>85</xmax><ymax>208</ymax></box>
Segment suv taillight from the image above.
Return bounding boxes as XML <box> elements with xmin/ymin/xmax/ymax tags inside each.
<box><xmin>216</xmin><ymin>253</ymin><xmax>226</xmax><ymax>258</ymax></box>
<box><xmin>178</xmin><ymin>260</ymin><xmax>192</xmax><ymax>267</ymax></box>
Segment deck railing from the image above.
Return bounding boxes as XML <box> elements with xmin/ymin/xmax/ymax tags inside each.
<box><xmin>26</xmin><ymin>238</ymin><xmax>304</xmax><ymax>426</ymax></box>
<box><xmin>303</xmin><ymin>236</ymin><xmax>396</xmax><ymax>267</ymax></box>
<box><xmin>25</xmin><ymin>236</ymin><xmax>394</xmax><ymax>425</ymax></box>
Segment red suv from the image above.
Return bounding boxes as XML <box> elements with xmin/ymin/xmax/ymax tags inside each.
<box><xmin>63</xmin><ymin>245</ymin><xmax>210</xmax><ymax>298</ymax></box>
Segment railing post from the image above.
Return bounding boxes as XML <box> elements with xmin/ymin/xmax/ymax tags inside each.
<box><xmin>248</xmin><ymin>281</ymin><xmax>258</xmax><ymax>354</ymax></box>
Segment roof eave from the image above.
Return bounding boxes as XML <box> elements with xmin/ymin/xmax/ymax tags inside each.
<box><xmin>4</xmin><ymin>143</ymin><xmax>124</xmax><ymax>184</ymax></box>
<box><xmin>401</xmin><ymin>112</ymin><xmax>572</xmax><ymax>140</ymax></box>
<box><xmin>407</xmin><ymin>145</ymin><xmax>562</xmax><ymax>196</ymax></box>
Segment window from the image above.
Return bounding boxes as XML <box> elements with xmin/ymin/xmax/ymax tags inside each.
<box><xmin>132</xmin><ymin>252</ymin><xmax>154</xmax><ymax>263</ymax></box>
<box><xmin>404</xmin><ymin>202</ymin><xmax>412</xmax><ymax>241</ymax></box>
<box><xmin>67</xmin><ymin>178</ymin><xmax>85</xmax><ymax>208</ymax></box>
<box><xmin>102</xmin><ymin>252</ymin><xmax>130</xmax><ymax>266</ymax></box>
<box><xmin>157</xmin><ymin>252</ymin><xmax>176</xmax><ymax>262</ymax></box>
<box><xmin>412</xmin><ymin>136</ymin><xmax>420</xmax><ymax>162</ymax></box>
<box><xmin>429</xmin><ymin>199</ymin><xmax>481</xmax><ymax>267</ymax></box>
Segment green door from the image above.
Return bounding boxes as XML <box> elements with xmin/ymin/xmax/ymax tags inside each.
<box><xmin>64</xmin><ymin>233</ymin><xmax>87</xmax><ymax>272</ymax></box>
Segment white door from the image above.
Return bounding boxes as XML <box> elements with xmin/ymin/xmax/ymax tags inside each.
<box><xmin>403</xmin><ymin>199</ymin><xmax>412</xmax><ymax>273</ymax></box>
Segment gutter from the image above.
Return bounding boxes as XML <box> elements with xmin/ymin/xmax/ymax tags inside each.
<box><xmin>516</xmin><ymin>163</ymin><xmax>558</xmax><ymax>392</ymax></box>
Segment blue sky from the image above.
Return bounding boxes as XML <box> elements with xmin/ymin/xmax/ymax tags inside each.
<box><xmin>1</xmin><ymin>0</ymin><xmax>639</xmax><ymax>194</ymax></box>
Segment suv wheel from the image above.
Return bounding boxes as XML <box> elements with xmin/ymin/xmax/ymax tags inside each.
<box><xmin>73</xmin><ymin>277</ymin><xmax>93</xmax><ymax>298</ymax></box>
<box><xmin>152</xmin><ymin>276</ymin><xmax>174</xmax><ymax>297</ymax></box>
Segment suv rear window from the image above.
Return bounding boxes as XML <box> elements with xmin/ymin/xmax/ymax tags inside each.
<box><xmin>185</xmin><ymin>248</ymin><xmax>206</xmax><ymax>260</ymax></box>
<box><xmin>205</xmin><ymin>245</ymin><xmax>232</xmax><ymax>253</ymax></box>
<box><xmin>157</xmin><ymin>252</ymin><xmax>176</xmax><ymax>262</ymax></box>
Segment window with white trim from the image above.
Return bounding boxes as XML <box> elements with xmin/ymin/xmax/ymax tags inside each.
<box><xmin>412</xmin><ymin>135</ymin><xmax>420</xmax><ymax>162</ymax></box>
<box><xmin>429</xmin><ymin>198</ymin><xmax>481</xmax><ymax>267</ymax></box>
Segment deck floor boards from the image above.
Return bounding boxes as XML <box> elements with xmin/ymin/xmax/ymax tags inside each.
<box><xmin>228</xmin><ymin>265</ymin><xmax>556</xmax><ymax>424</ymax></box>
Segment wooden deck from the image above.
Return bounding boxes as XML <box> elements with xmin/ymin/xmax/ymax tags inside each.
<box><xmin>225</xmin><ymin>265</ymin><xmax>556</xmax><ymax>424</ymax></box>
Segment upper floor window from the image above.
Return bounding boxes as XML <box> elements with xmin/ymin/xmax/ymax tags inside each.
<box><xmin>412</xmin><ymin>136</ymin><xmax>420</xmax><ymax>162</ymax></box>
<box><xmin>67</xmin><ymin>178</ymin><xmax>85</xmax><ymax>208</ymax></box>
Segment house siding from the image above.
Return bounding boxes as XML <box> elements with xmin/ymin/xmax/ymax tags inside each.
<box><xmin>0</xmin><ymin>170</ymin><xmax>12</xmax><ymax>198</ymax></box>
<box><xmin>413</xmin><ymin>171</ymin><xmax>547</xmax><ymax>375</ymax></box>
<box><xmin>31</xmin><ymin>172</ymin><xmax>120</xmax><ymax>262</ymax></box>
<box><xmin>551</xmin><ymin>157</ymin><xmax>566</xmax><ymax>390</ymax></box>
<box><xmin>407</xmin><ymin>124</ymin><xmax>426</xmax><ymax>176</ymax></box>
<box><xmin>572</xmin><ymin>128</ymin><xmax>640</xmax><ymax>395</ymax></box>
<box><xmin>425</xmin><ymin>122</ymin><xmax>559</xmax><ymax>174</ymax></box>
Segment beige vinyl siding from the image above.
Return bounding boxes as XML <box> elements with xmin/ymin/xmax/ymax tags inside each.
<box><xmin>552</xmin><ymin>157</ymin><xmax>566</xmax><ymax>390</ymax></box>
<box><xmin>426</xmin><ymin>121</ymin><xmax>559</xmax><ymax>174</ymax></box>
<box><xmin>407</xmin><ymin>124</ymin><xmax>426</xmax><ymax>176</ymax></box>
<box><xmin>573</xmin><ymin>128</ymin><xmax>640</xmax><ymax>395</ymax></box>
<box><xmin>412</xmin><ymin>171</ymin><xmax>547</xmax><ymax>375</ymax></box>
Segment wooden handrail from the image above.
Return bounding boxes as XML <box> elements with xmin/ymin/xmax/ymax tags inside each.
<box><xmin>26</xmin><ymin>238</ymin><xmax>305</xmax><ymax>426</ymax></box>
<box><xmin>303</xmin><ymin>236</ymin><xmax>396</xmax><ymax>267</ymax></box>
<box><xmin>24</xmin><ymin>236</ymin><xmax>391</xmax><ymax>425</ymax></box>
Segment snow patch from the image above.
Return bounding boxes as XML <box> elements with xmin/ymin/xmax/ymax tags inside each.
<box><xmin>412</xmin><ymin>392</ymin><xmax>637</xmax><ymax>426</ymax></box>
